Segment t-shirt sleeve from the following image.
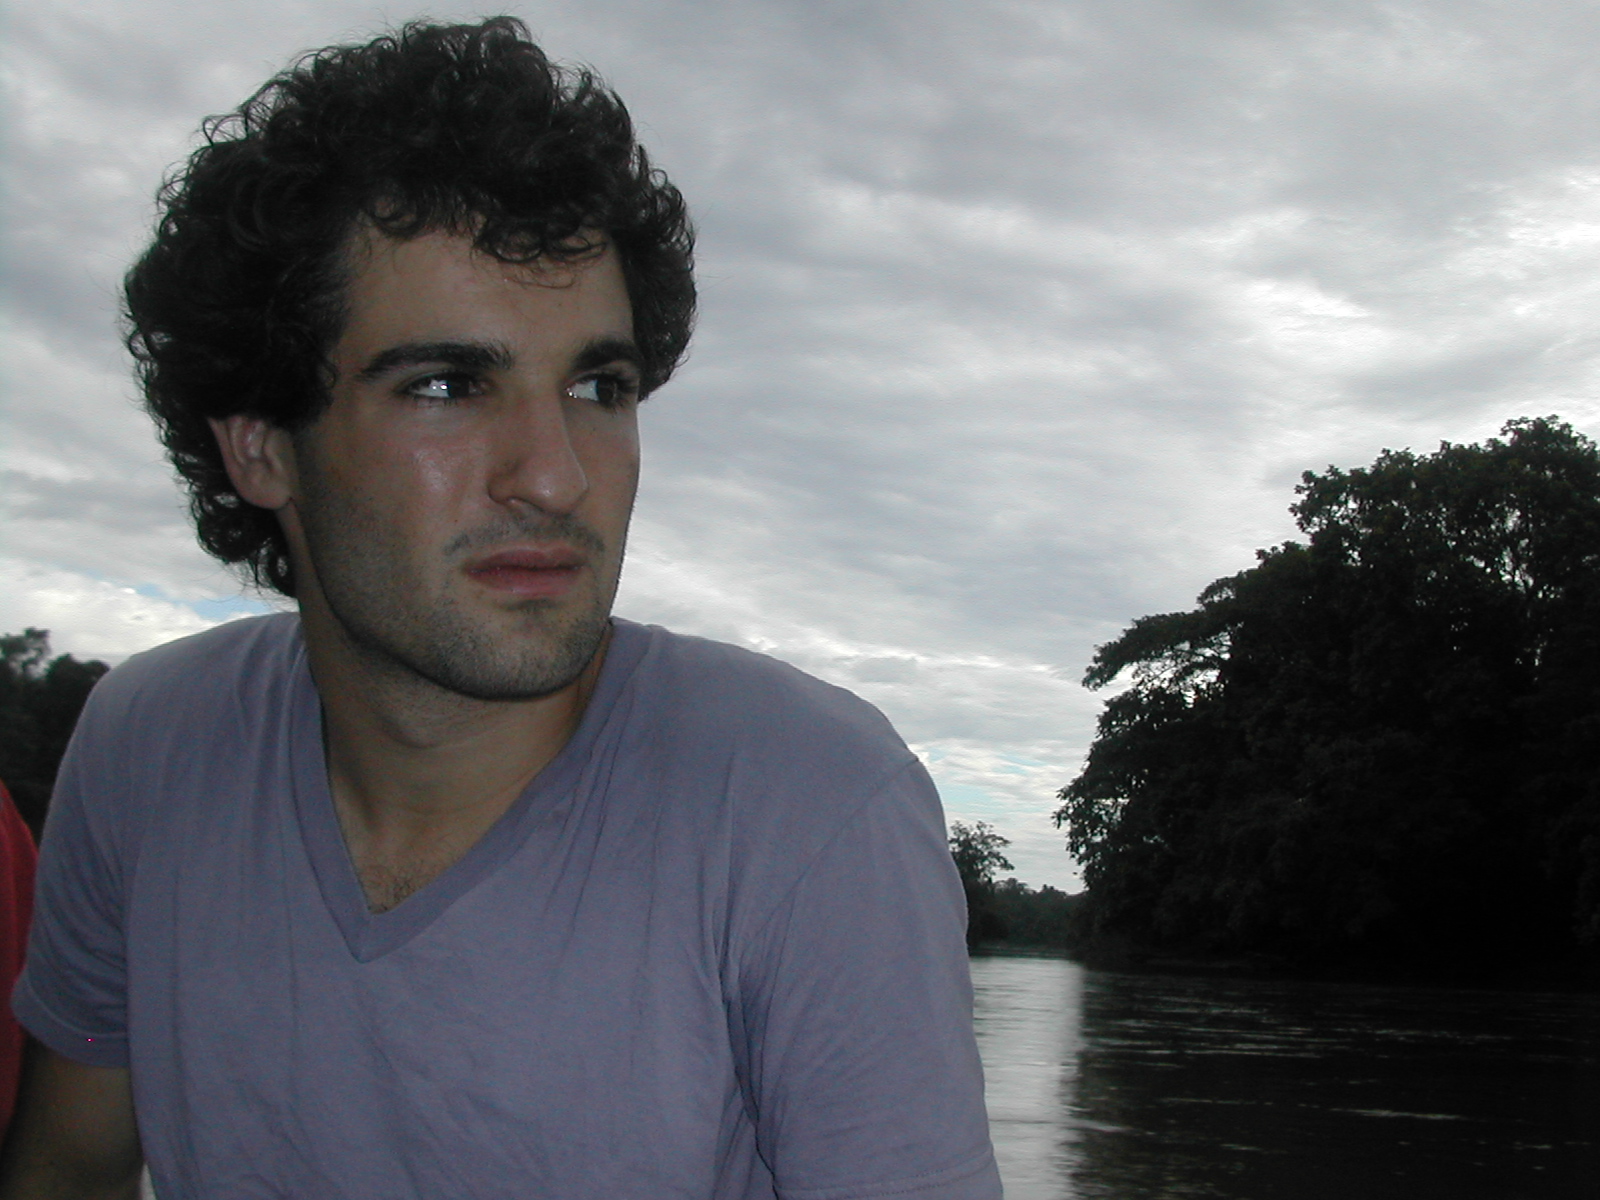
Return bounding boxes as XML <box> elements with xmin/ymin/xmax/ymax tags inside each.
<box><xmin>730</xmin><ymin>759</ymin><xmax>1002</xmax><ymax>1200</ymax></box>
<box><xmin>10</xmin><ymin>688</ymin><xmax>134</xmax><ymax>1069</ymax></box>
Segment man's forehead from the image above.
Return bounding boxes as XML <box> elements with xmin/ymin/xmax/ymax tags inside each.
<box><xmin>333</xmin><ymin>229</ymin><xmax>632</xmax><ymax>355</ymax></box>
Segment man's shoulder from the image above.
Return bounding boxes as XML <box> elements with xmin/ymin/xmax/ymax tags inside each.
<box><xmin>45</xmin><ymin>614</ymin><xmax>303</xmax><ymax>840</ymax></box>
<box><xmin>618</xmin><ymin>619</ymin><xmax>917</xmax><ymax>786</ymax></box>
<box><xmin>625</xmin><ymin>620</ymin><xmax>902</xmax><ymax>735</ymax></box>
<box><xmin>86</xmin><ymin>612</ymin><xmax>302</xmax><ymax>723</ymax></box>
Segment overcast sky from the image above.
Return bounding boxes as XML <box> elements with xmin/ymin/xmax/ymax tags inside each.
<box><xmin>6</xmin><ymin>0</ymin><xmax>1600</xmax><ymax>890</ymax></box>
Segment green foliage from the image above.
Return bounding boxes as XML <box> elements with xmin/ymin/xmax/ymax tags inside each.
<box><xmin>948</xmin><ymin>820</ymin><xmax>1013</xmax><ymax>890</ymax></box>
<box><xmin>985</xmin><ymin>879</ymin><xmax>1081</xmax><ymax>950</ymax></box>
<box><xmin>0</xmin><ymin>629</ymin><xmax>109</xmax><ymax>834</ymax></box>
<box><xmin>1056</xmin><ymin>418</ymin><xmax>1600</xmax><ymax>978</ymax></box>
<box><xmin>948</xmin><ymin>821</ymin><xmax>1014</xmax><ymax>948</ymax></box>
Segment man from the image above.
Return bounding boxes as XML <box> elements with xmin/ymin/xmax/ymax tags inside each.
<box><xmin>0</xmin><ymin>17</ymin><xmax>999</xmax><ymax>1200</ymax></box>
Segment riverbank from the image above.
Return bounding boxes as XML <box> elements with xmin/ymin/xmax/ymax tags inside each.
<box><xmin>971</xmin><ymin>935</ymin><xmax>1600</xmax><ymax>992</ymax></box>
<box><xmin>965</xmin><ymin>878</ymin><xmax>1599</xmax><ymax>990</ymax></box>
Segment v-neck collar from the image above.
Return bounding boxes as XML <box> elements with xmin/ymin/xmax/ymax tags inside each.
<box><xmin>289</xmin><ymin>619</ymin><xmax>650</xmax><ymax>963</ymax></box>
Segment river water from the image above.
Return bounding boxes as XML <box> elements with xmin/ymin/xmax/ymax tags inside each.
<box><xmin>970</xmin><ymin>955</ymin><xmax>1600</xmax><ymax>1199</ymax></box>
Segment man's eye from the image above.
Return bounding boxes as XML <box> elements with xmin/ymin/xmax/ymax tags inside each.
<box><xmin>404</xmin><ymin>372</ymin><xmax>482</xmax><ymax>402</ymax></box>
<box><xmin>567</xmin><ymin>373</ymin><xmax>638</xmax><ymax>409</ymax></box>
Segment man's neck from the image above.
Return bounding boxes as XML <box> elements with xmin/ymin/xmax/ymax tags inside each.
<box><xmin>297</xmin><ymin>602</ymin><xmax>609</xmax><ymax>912</ymax></box>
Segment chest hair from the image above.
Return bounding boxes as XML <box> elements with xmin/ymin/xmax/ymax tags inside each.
<box><xmin>354</xmin><ymin>846</ymin><xmax>463</xmax><ymax>914</ymax></box>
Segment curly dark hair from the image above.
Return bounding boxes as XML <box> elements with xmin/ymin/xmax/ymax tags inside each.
<box><xmin>124</xmin><ymin>16</ymin><xmax>695</xmax><ymax>596</ymax></box>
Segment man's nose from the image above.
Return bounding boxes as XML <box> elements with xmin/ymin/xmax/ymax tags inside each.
<box><xmin>486</xmin><ymin>391</ymin><xmax>589</xmax><ymax>514</ymax></box>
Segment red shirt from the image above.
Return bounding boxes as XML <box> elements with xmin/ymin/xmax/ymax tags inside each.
<box><xmin>0</xmin><ymin>781</ymin><xmax>37</xmax><ymax>1133</ymax></box>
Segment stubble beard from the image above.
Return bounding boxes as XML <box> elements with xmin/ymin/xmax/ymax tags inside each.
<box><xmin>297</xmin><ymin>499</ymin><xmax>622</xmax><ymax>703</ymax></box>
<box><xmin>349</xmin><ymin>584</ymin><xmax>614</xmax><ymax>703</ymax></box>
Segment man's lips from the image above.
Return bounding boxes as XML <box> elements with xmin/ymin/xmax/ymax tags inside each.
<box><xmin>464</xmin><ymin>546</ymin><xmax>586</xmax><ymax>597</ymax></box>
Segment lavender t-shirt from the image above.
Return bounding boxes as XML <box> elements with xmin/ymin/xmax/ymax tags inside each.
<box><xmin>15</xmin><ymin>615</ymin><xmax>999</xmax><ymax>1200</ymax></box>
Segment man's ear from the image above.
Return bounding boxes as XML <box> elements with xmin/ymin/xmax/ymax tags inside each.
<box><xmin>208</xmin><ymin>414</ymin><xmax>298</xmax><ymax>511</ymax></box>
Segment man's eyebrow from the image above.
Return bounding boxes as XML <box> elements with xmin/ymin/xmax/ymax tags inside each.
<box><xmin>571</xmin><ymin>336</ymin><xmax>644</xmax><ymax>373</ymax></box>
<box><xmin>354</xmin><ymin>340</ymin><xmax>513</xmax><ymax>382</ymax></box>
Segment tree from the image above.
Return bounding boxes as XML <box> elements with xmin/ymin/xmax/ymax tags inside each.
<box><xmin>948</xmin><ymin>821</ymin><xmax>1014</xmax><ymax>949</ymax></box>
<box><xmin>0</xmin><ymin>629</ymin><xmax>109</xmax><ymax>834</ymax></box>
<box><xmin>1055</xmin><ymin>418</ymin><xmax>1600</xmax><ymax>979</ymax></box>
<box><xmin>986</xmin><ymin>879</ymin><xmax>1080</xmax><ymax>950</ymax></box>
<box><xmin>948</xmin><ymin>820</ymin><xmax>1014</xmax><ymax>891</ymax></box>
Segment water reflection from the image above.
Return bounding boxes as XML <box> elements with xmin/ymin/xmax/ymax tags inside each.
<box><xmin>971</xmin><ymin>956</ymin><xmax>1084</xmax><ymax>1199</ymax></box>
<box><xmin>970</xmin><ymin>956</ymin><xmax>1600</xmax><ymax>1200</ymax></box>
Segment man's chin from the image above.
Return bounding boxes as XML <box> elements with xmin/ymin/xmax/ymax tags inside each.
<box><xmin>402</xmin><ymin>609</ymin><xmax>611</xmax><ymax>703</ymax></box>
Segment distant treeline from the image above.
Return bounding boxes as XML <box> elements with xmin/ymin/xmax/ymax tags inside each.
<box><xmin>1056</xmin><ymin>418</ymin><xmax>1600</xmax><ymax>986</ymax></box>
<box><xmin>948</xmin><ymin>820</ymin><xmax>1082</xmax><ymax>953</ymax></box>
<box><xmin>0</xmin><ymin>630</ymin><xmax>107</xmax><ymax>836</ymax></box>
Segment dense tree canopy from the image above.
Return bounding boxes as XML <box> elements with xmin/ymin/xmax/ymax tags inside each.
<box><xmin>948</xmin><ymin>821</ymin><xmax>1013</xmax><ymax>948</ymax></box>
<box><xmin>983</xmin><ymin>879</ymin><xmax>1079</xmax><ymax>951</ymax></box>
<box><xmin>948</xmin><ymin>820</ymin><xmax>1013</xmax><ymax>892</ymax></box>
<box><xmin>1055</xmin><ymin>418</ymin><xmax>1600</xmax><ymax>980</ymax></box>
<box><xmin>0</xmin><ymin>630</ymin><xmax>108</xmax><ymax>835</ymax></box>
<box><xmin>948</xmin><ymin>821</ymin><xmax>1081</xmax><ymax>951</ymax></box>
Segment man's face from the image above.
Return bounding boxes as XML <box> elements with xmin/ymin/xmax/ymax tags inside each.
<box><xmin>282</xmin><ymin>230</ymin><xmax>641</xmax><ymax>700</ymax></box>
